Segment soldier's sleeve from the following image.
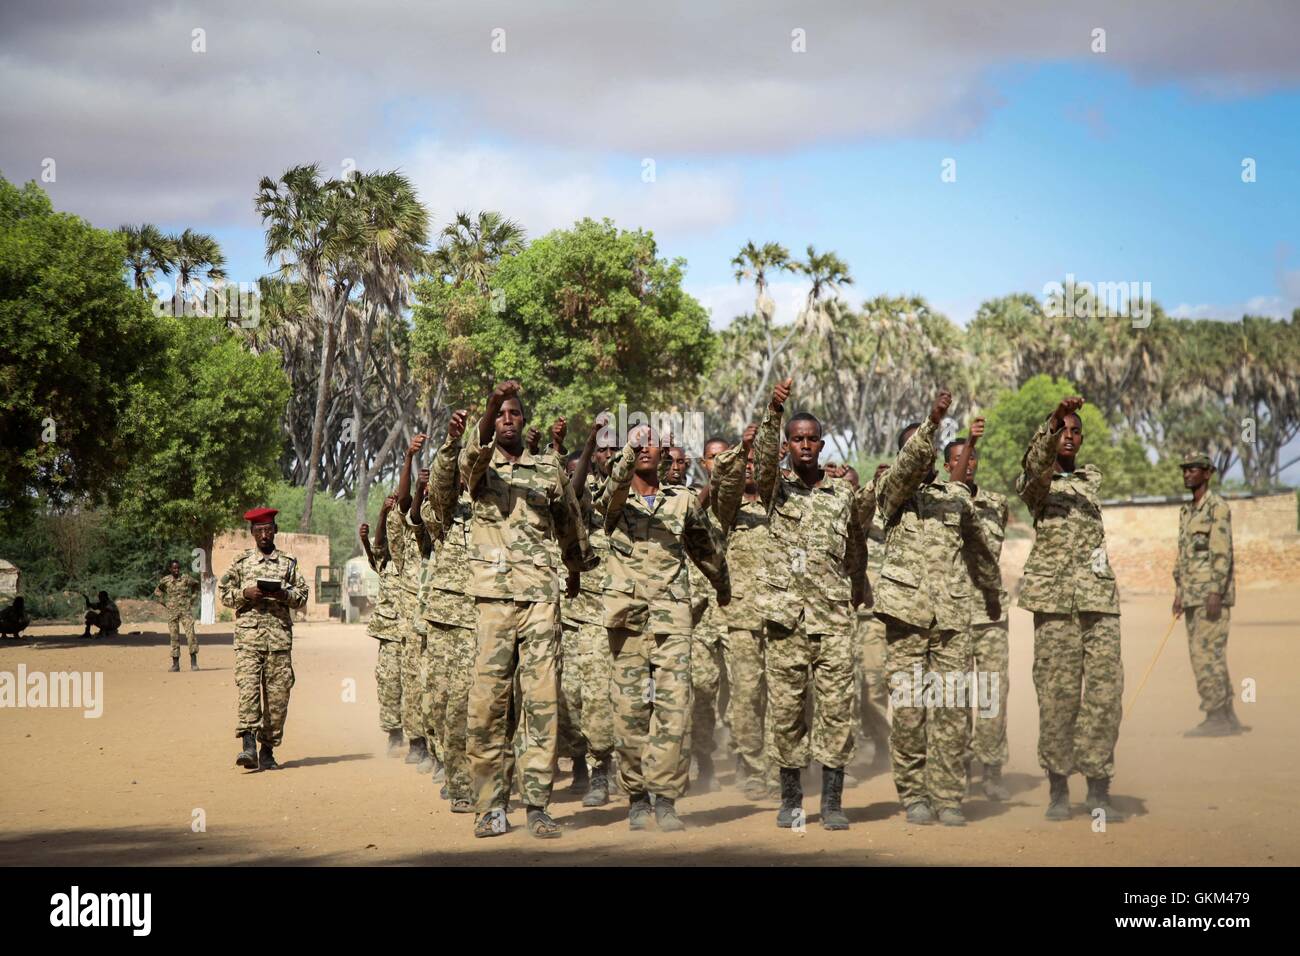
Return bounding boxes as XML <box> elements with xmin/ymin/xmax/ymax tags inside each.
<box><xmin>957</xmin><ymin>491</ymin><xmax>1003</xmax><ymax>594</ymax></box>
<box><xmin>877</xmin><ymin>418</ymin><xmax>939</xmax><ymax>518</ymax></box>
<box><xmin>428</xmin><ymin>434</ymin><xmax>460</xmax><ymax>533</ymax></box>
<box><xmin>684</xmin><ymin>496</ymin><xmax>730</xmax><ymax>597</ymax></box>
<box><xmin>753</xmin><ymin>405</ymin><xmax>782</xmax><ymax>512</ymax></box>
<box><xmin>856</xmin><ymin>480</ymin><xmax>878</xmax><ymax>530</ymax></box>
<box><xmin>459</xmin><ymin>432</ymin><xmax>494</xmax><ymax>499</ymax></box>
<box><xmin>551</xmin><ymin>466</ymin><xmax>597</xmax><ymax>574</ymax></box>
<box><xmin>599</xmin><ymin>442</ymin><xmax>638</xmax><ymax>535</ymax></box>
<box><xmin>709</xmin><ymin>444</ymin><xmax>745</xmax><ymax>531</ymax></box>
<box><xmin>384</xmin><ymin>507</ymin><xmax>404</xmax><ymax>563</ymax></box>
<box><xmin>1173</xmin><ymin>509</ymin><xmax>1185</xmax><ymax>599</ymax></box>
<box><xmin>285</xmin><ymin>561</ymin><xmax>309</xmax><ymax>610</ymax></box>
<box><xmin>844</xmin><ymin>487</ymin><xmax>868</xmax><ymax>593</ymax></box>
<box><xmin>218</xmin><ymin>559</ymin><xmax>243</xmax><ymax>610</ymax></box>
<box><xmin>1015</xmin><ymin>415</ymin><xmax>1061</xmax><ymax>514</ymax></box>
<box><xmin>152</xmin><ymin>579</ymin><xmax>163</xmax><ymax>599</ymax></box>
<box><xmin>1208</xmin><ymin>498</ymin><xmax>1234</xmax><ymax>597</ymax></box>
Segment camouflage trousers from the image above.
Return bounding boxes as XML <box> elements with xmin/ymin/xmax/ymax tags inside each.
<box><xmin>401</xmin><ymin>629</ymin><xmax>427</xmax><ymax>742</ymax></box>
<box><xmin>576</xmin><ymin>620</ymin><xmax>616</xmax><ymax>767</ymax></box>
<box><xmin>557</xmin><ymin>623</ymin><xmax>587</xmax><ymax>760</ymax></box>
<box><xmin>1185</xmin><ymin>606</ymin><xmax>1232</xmax><ymax>713</ymax></box>
<box><xmin>466</xmin><ymin>598</ymin><xmax>560</xmax><ymax>813</ymax></box>
<box><xmin>234</xmin><ymin>645</ymin><xmax>295</xmax><ymax>747</ymax></box>
<box><xmin>1032</xmin><ymin>611</ymin><xmax>1123</xmax><ymax>780</ymax></box>
<box><xmin>689</xmin><ymin>632</ymin><xmax>724</xmax><ymax>764</ymax></box>
<box><xmin>168</xmin><ymin>613</ymin><xmax>197</xmax><ymax>658</ymax></box>
<box><xmin>374</xmin><ymin>637</ymin><xmax>403</xmax><ymax>733</ymax></box>
<box><xmin>764</xmin><ymin>619</ymin><xmax>855</xmax><ymax>770</ymax></box>
<box><xmin>426</xmin><ymin>622</ymin><xmax>477</xmax><ymax>802</ymax></box>
<box><xmin>722</xmin><ymin>628</ymin><xmax>776</xmax><ymax>786</ymax></box>
<box><xmin>967</xmin><ymin>620</ymin><xmax>1010</xmax><ymax>766</ymax></box>
<box><xmin>853</xmin><ymin>615</ymin><xmax>891</xmax><ymax>765</ymax></box>
<box><xmin>609</xmin><ymin>628</ymin><xmax>693</xmax><ymax>800</ymax></box>
<box><xmin>884</xmin><ymin>622</ymin><xmax>970</xmax><ymax>811</ymax></box>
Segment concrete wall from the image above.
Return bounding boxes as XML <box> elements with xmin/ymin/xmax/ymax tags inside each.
<box><xmin>212</xmin><ymin>531</ymin><xmax>332</xmax><ymax>621</ymax></box>
<box><xmin>1000</xmin><ymin>492</ymin><xmax>1300</xmax><ymax>596</ymax></box>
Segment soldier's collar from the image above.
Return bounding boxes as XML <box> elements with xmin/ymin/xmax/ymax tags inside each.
<box><xmin>492</xmin><ymin>443</ymin><xmax>535</xmax><ymax>467</ymax></box>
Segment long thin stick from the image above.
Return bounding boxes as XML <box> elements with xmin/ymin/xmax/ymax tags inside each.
<box><xmin>1127</xmin><ymin>615</ymin><xmax>1179</xmax><ymax>711</ymax></box>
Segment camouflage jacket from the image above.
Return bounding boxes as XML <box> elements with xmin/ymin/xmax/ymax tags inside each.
<box><xmin>417</xmin><ymin>433</ymin><xmax>477</xmax><ymax>631</ymax></box>
<box><xmin>1015</xmin><ymin>415</ymin><xmax>1120</xmax><ymax>615</ymax></box>
<box><xmin>967</xmin><ymin>486</ymin><xmax>1010</xmax><ymax>625</ymax></box>
<box><xmin>872</xmin><ymin>419</ymin><xmax>1002</xmax><ymax>632</ymax></box>
<box><xmin>752</xmin><ymin>406</ymin><xmax>867</xmax><ymax>633</ymax></box>
<box><xmin>596</xmin><ymin>443</ymin><xmax>730</xmax><ymax>636</ymax></box>
<box><xmin>564</xmin><ymin>472</ymin><xmax>612</xmax><ymax>626</ymax></box>
<box><xmin>218</xmin><ymin>547</ymin><xmax>309</xmax><ymax>651</ymax></box>
<box><xmin>153</xmin><ymin>573</ymin><xmax>198</xmax><ymax>615</ymax></box>
<box><xmin>1174</xmin><ymin>489</ymin><xmax>1235</xmax><ymax>607</ymax></box>
<box><xmin>459</xmin><ymin>434</ymin><xmax>594</xmax><ymax>604</ymax></box>
<box><xmin>386</xmin><ymin>505</ymin><xmax>427</xmax><ymax>597</ymax></box>
<box><xmin>853</xmin><ymin>480</ymin><xmax>888</xmax><ymax>621</ymax></box>
<box><xmin>712</xmin><ymin>495</ymin><xmax>770</xmax><ymax>632</ymax></box>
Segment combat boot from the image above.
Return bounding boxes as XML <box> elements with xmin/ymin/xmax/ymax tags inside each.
<box><xmin>1184</xmin><ymin>706</ymin><xmax>1234</xmax><ymax>737</ymax></box>
<box><xmin>982</xmin><ymin>763</ymin><xmax>1010</xmax><ymax>801</ymax></box>
<box><xmin>386</xmin><ymin>729</ymin><xmax>404</xmax><ymax>757</ymax></box>
<box><xmin>169</xmin><ymin>657</ymin><xmax>180</xmax><ymax>672</ymax></box>
<box><xmin>1084</xmin><ymin>777</ymin><xmax>1125</xmax><ymax>822</ymax></box>
<box><xmin>937</xmin><ymin>807</ymin><xmax>967</xmax><ymax>827</ymax></box>
<box><xmin>235</xmin><ymin>732</ymin><xmax>257</xmax><ymax>769</ymax></box>
<box><xmin>905</xmin><ymin>802</ymin><xmax>935</xmax><ymax>825</ymax></box>
<box><xmin>628</xmin><ymin>792</ymin><xmax>653</xmax><ymax>830</ymax></box>
<box><xmin>1225</xmin><ymin>700</ymin><xmax>1249</xmax><ymax>732</ymax></box>
<box><xmin>568</xmin><ymin>758</ymin><xmax>589</xmax><ymax>794</ymax></box>
<box><xmin>189</xmin><ymin>653</ymin><xmax>199</xmax><ymax>671</ymax></box>
<box><xmin>655</xmin><ymin>796</ymin><xmax>686</xmax><ymax>832</ymax></box>
<box><xmin>583</xmin><ymin>756</ymin><xmax>610</xmax><ymax>807</ymax></box>
<box><xmin>694</xmin><ymin>753</ymin><xmax>721</xmax><ymax>793</ymax></box>
<box><xmin>819</xmin><ymin>766</ymin><xmax>850</xmax><ymax>830</ymax></box>
<box><xmin>405</xmin><ymin>736</ymin><xmax>428</xmax><ymax>765</ymax></box>
<box><xmin>776</xmin><ymin>767</ymin><xmax>803</xmax><ymax>829</ymax></box>
<box><xmin>258</xmin><ymin>743</ymin><xmax>279</xmax><ymax>771</ymax></box>
<box><xmin>417</xmin><ymin>750</ymin><xmax>435</xmax><ymax>774</ymax></box>
<box><xmin>1045</xmin><ymin>772</ymin><xmax>1071</xmax><ymax>821</ymax></box>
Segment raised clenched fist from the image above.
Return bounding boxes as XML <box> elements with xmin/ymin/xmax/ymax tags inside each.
<box><xmin>771</xmin><ymin>377</ymin><xmax>793</xmax><ymax>411</ymax></box>
<box><xmin>448</xmin><ymin>409</ymin><xmax>469</xmax><ymax>441</ymax></box>
<box><xmin>929</xmin><ymin>390</ymin><xmax>952</xmax><ymax>426</ymax></box>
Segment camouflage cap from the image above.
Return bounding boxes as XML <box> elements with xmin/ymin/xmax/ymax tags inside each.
<box><xmin>1179</xmin><ymin>452</ymin><xmax>1213</xmax><ymax>469</ymax></box>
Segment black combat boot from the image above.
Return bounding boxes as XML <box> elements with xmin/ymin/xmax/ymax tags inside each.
<box><xmin>258</xmin><ymin>743</ymin><xmax>280</xmax><ymax>771</ymax></box>
<box><xmin>1184</xmin><ymin>706</ymin><xmax>1234</xmax><ymax>737</ymax></box>
<box><xmin>982</xmin><ymin>763</ymin><xmax>1010</xmax><ymax>801</ymax></box>
<box><xmin>695</xmin><ymin>753</ymin><xmax>720</xmax><ymax>793</ymax></box>
<box><xmin>386</xmin><ymin>729</ymin><xmax>404</xmax><ymax>757</ymax></box>
<box><xmin>583</xmin><ymin>756</ymin><xmax>611</xmax><ymax>807</ymax></box>
<box><xmin>776</xmin><ymin>767</ymin><xmax>803</xmax><ymax>829</ymax></box>
<box><xmin>1085</xmin><ymin>777</ymin><xmax>1125</xmax><ymax>822</ymax></box>
<box><xmin>406</xmin><ymin>736</ymin><xmax>428</xmax><ymax>765</ymax></box>
<box><xmin>235</xmin><ymin>732</ymin><xmax>257</xmax><ymax>769</ymax></box>
<box><xmin>819</xmin><ymin>766</ymin><xmax>850</xmax><ymax>830</ymax></box>
<box><xmin>1045</xmin><ymin>771</ymin><xmax>1070</xmax><ymax>821</ymax></box>
<box><xmin>568</xmin><ymin>758</ymin><xmax>589</xmax><ymax>794</ymax></box>
<box><xmin>628</xmin><ymin>792</ymin><xmax>653</xmax><ymax>830</ymax></box>
<box><xmin>169</xmin><ymin>657</ymin><xmax>180</xmax><ymax>672</ymax></box>
<box><xmin>655</xmin><ymin>795</ymin><xmax>686</xmax><ymax>832</ymax></box>
<box><xmin>190</xmin><ymin>653</ymin><xmax>198</xmax><ymax>671</ymax></box>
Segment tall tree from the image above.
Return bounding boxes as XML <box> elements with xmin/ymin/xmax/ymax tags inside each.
<box><xmin>722</xmin><ymin>240</ymin><xmax>798</xmax><ymax>431</ymax></box>
<box><xmin>167</xmin><ymin>227</ymin><xmax>227</xmax><ymax>311</ymax></box>
<box><xmin>118</xmin><ymin>223</ymin><xmax>174</xmax><ymax>291</ymax></box>
<box><xmin>433</xmin><ymin>210</ymin><xmax>525</xmax><ymax>292</ymax></box>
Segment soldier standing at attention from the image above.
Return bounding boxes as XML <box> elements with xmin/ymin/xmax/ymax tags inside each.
<box><xmin>461</xmin><ymin>380</ymin><xmax>593</xmax><ymax>839</ymax></box>
<box><xmin>1174</xmin><ymin>452</ymin><xmax>1240</xmax><ymax>737</ymax></box>
<box><xmin>390</xmin><ymin>435</ymin><xmax>435</xmax><ymax>772</ymax></box>
<box><xmin>361</xmin><ymin>494</ymin><xmax>405</xmax><ymax>756</ymax></box>
<box><xmin>219</xmin><ymin>507</ymin><xmax>308</xmax><ymax>771</ymax></box>
<box><xmin>154</xmin><ymin>559</ymin><xmax>200</xmax><ymax>671</ymax></box>
<box><xmin>598</xmin><ymin>423</ymin><xmax>731</xmax><ymax>831</ymax></box>
<box><xmin>944</xmin><ymin>418</ymin><xmax>1012</xmax><ymax>800</ymax></box>
<box><xmin>1016</xmin><ymin>395</ymin><xmax>1124</xmax><ymax>822</ymax></box>
<box><xmin>754</xmin><ymin>377</ymin><xmax>869</xmax><ymax>832</ymax></box>
<box><xmin>874</xmin><ymin>391</ymin><xmax>1002</xmax><ymax>828</ymax></box>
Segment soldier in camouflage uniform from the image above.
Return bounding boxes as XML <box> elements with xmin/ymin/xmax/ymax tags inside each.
<box><xmin>219</xmin><ymin>507</ymin><xmax>309</xmax><ymax>771</ymax></box>
<box><xmin>154</xmin><ymin>558</ymin><xmax>200</xmax><ymax>671</ymax></box>
<box><xmin>849</xmin><ymin>466</ymin><xmax>892</xmax><ymax>778</ymax></box>
<box><xmin>1016</xmin><ymin>396</ymin><xmax>1124</xmax><ymax>821</ymax></box>
<box><xmin>361</xmin><ymin>496</ymin><xmax>405</xmax><ymax>756</ymax></box>
<box><xmin>410</xmin><ymin>410</ymin><xmax>479</xmax><ymax>812</ymax></box>
<box><xmin>753</xmin><ymin>378</ymin><xmax>869</xmax><ymax>831</ymax></box>
<box><xmin>943</xmin><ymin>419</ymin><xmax>1012</xmax><ymax>800</ymax></box>
<box><xmin>597</xmin><ymin>424</ymin><xmax>731</xmax><ymax>831</ymax></box>
<box><xmin>461</xmin><ymin>381</ymin><xmax>594</xmax><ymax>839</ymax></box>
<box><xmin>1174</xmin><ymin>452</ymin><xmax>1240</xmax><ymax>737</ymax></box>
<box><xmin>389</xmin><ymin>435</ymin><xmax>435</xmax><ymax>772</ymax></box>
<box><xmin>874</xmin><ymin>391</ymin><xmax>1002</xmax><ymax>828</ymax></box>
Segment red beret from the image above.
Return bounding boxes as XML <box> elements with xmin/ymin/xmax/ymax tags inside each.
<box><xmin>243</xmin><ymin>507</ymin><xmax>279</xmax><ymax>524</ymax></box>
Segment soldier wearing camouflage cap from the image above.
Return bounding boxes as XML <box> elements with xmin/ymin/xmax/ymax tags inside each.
<box><xmin>1174</xmin><ymin>452</ymin><xmax>1241</xmax><ymax>737</ymax></box>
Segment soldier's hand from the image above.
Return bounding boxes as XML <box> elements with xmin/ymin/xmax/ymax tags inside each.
<box><xmin>983</xmin><ymin>591</ymin><xmax>1001</xmax><ymax>621</ymax></box>
<box><xmin>448</xmin><ymin>408</ymin><xmax>469</xmax><ymax>441</ymax></box>
<box><xmin>873</xmin><ymin>463</ymin><xmax>890</xmax><ymax>482</ymax></box>
<box><xmin>969</xmin><ymin>417</ymin><xmax>986</xmax><ymax>441</ymax></box>
<box><xmin>491</xmin><ymin>380</ymin><xmax>521</xmax><ymax>404</ymax></box>
<box><xmin>771</xmin><ymin>376</ymin><xmax>793</xmax><ymax>412</ymax></box>
<box><xmin>359</xmin><ymin>523</ymin><xmax>369</xmax><ymax>538</ymax></box>
<box><xmin>409</xmin><ymin>432</ymin><xmax>428</xmax><ymax>456</ymax></box>
<box><xmin>929</xmin><ymin>389</ymin><xmax>952</xmax><ymax>426</ymax></box>
<box><xmin>629</xmin><ymin>424</ymin><xmax>652</xmax><ymax>451</ymax></box>
<box><xmin>1172</xmin><ymin>595</ymin><xmax>1183</xmax><ymax>618</ymax></box>
<box><xmin>417</xmin><ymin>467</ymin><xmax>430</xmax><ymax>489</ymax></box>
<box><xmin>242</xmin><ymin>586</ymin><xmax>264</xmax><ymax>602</ymax></box>
<box><xmin>715</xmin><ymin>583</ymin><xmax>732</xmax><ymax>607</ymax></box>
<box><xmin>1205</xmin><ymin>592</ymin><xmax>1222</xmax><ymax>622</ymax></box>
<box><xmin>591</xmin><ymin>411</ymin><xmax>612</xmax><ymax>438</ymax></box>
<box><xmin>382</xmin><ymin>494</ymin><xmax>398</xmax><ymax>512</ymax></box>
<box><xmin>1051</xmin><ymin>396</ymin><xmax>1085</xmax><ymax>428</ymax></box>
<box><xmin>565</xmin><ymin>570</ymin><xmax>581</xmax><ymax>600</ymax></box>
<box><xmin>550</xmin><ymin>416</ymin><xmax>567</xmax><ymax>449</ymax></box>
<box><xmin>851</xmin><ymin>580</ymin><xmax>866</xmax><ymax>610</ymax></box>
<box><xmin>526</xmin><ymin>426</ymin><xmax>541</xmax><ymax>454</ymax></box>
<box><xmin>741</xmin><ymin>423</ymin><xmax>758</xmax><ymax>453</ymax></box>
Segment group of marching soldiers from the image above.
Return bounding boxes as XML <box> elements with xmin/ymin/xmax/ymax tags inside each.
<box><xmin>341</xmin><ymin>376</ymin><xmax>1238</xmax><ymax>840</ymax></box>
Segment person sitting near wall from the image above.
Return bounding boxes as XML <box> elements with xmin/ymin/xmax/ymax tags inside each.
<box><xmin>82</xmin><ymin>591</ymin><xmax>121</xmax><ymax>638</ymax></box>
<box><xmin>0</xmin><ymin>596</ymin><xmax>30</xmax><ymax>639</ymax></box>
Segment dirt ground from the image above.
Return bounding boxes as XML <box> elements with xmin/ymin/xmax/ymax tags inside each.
<box><xmin>1</xmin><ymin>591</ymin><xmax>1296</xmax><ymax>867</ymax></box>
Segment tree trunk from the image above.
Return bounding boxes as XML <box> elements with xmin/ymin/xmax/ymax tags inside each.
<box><xmin>199</xmin><ymin>530</ymin><xmax>216</xmax><ymax>625</ymax></box>
<box><xmin>299</xmin><ymin>283</ymin><xmax>338</xmax><ymax>531</ymax></box>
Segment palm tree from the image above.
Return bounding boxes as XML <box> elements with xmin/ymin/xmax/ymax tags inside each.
<box><xmin>433</xmin><ymin>210</ymin><xmax>525</xmax><ymax>292</ymax></box>
<box><xmin>730</xmin><ymin>240</ymin><xmax>793</xmax><ymax>325</ymax></box>
<box><xmin>168</xmin><ymin>228</ymin><xmax>227</xmax><ymax>313</ymax></box>
<box><xmin>796</xmin><ymin>245</ymin><xmax>852</xmax><ymax>336</ymax></box>
<box><xmin>118</xmin><ymin>223</ymin><xmax>175</xmax><ymax>292</ymax></box>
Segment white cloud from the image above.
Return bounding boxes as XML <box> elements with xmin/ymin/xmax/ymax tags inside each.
<box><xmin>689</xmin><ymin>279</ymin><xmax>813</xmax><ymax>330</ymax></box>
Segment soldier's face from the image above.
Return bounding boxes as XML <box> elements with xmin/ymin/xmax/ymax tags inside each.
<box><xmin>667</xmin><ymin>449</ymin><xmax>688</xmax><ymax>484</ymax></box>
<box><xmin>786</xmin><ymin>420</ymin><xmax>823</xmax><ymax>469</ymax></box>
<box><xmin>1182</xmin><ymin>465</ymin><xmax>1210</xmax><ymax>489</ymax></box>
<box><xmin>253</xmin><ymin>522</ymin><xmax>277</xmax><ymax>552</ymax></box>
<box><xmin>169</xmin><ymin>561</ymin><xmax>181</xmax><ymax>577</ymax></box>
<box><xmin>943</xmin><ymin>448</ymin><xmax>978</xmax><ymax>482</ymax></box>
<box><xmin>744</xmin><ymin>450</ymin><xmax>757</xmax><ymax>493</ymax></box>
<box><xmin>701</xmin><ymin>440</ymin><xmax>729</xmax><ymax>476</ymax></box>
<box><xmin>495</xmin><ymin>397</ymin><xmax>525</xmax><ymax>447</ymax></box>
<box><xmin>594</xmin><ymin>445</ymin><xmax>616</xmax><ymax>476</ymax></box>
<box><xmin>1057</xmin><ymin>414</ymin><xmax>1083</xmax><ymax>459</ymax></box>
